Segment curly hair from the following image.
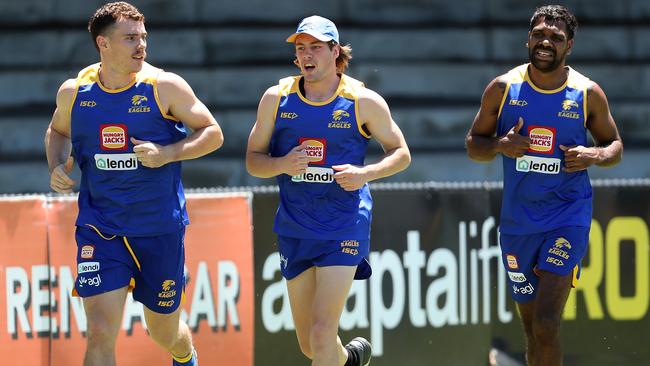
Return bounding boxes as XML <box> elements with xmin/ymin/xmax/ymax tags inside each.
<box><xmin>88</xmin><ymin>1</ymin><xmax>145</xmax><ymax>51</ymax></box>
<box><xmin>529</xmin><ymin>5</ymin><xmax>578</xmax><ymax>40</ymax></box>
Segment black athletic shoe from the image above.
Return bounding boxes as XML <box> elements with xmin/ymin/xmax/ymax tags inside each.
<box><xmin>345</xmin><ymin>337</ymin><xmax>372</xmax><ymax>366</ymax></box>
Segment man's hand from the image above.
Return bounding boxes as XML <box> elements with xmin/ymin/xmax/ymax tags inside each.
<box><xmin>50</xmin><ymin>156</ymin><xmax>76</xmax><ymax>193</ymax></box>
<box><xmin>332</xmin><ymin>164</ymin><xmax>368</xmax><ymax>191</ymax></box>
<box><xmin>560</xmin><ymin>144</ymin><xmax>599</xmax><ymax>172</ymax></box>
<box><xmin>498</xmin><ymin>117</ymin><xmax>531</xmax><ymax>158</ymax></box>
<box><xmin>281</xmin><ymin>141</ymin><xmax>311</xmax><ymax>176</ymax></box>
<box><xmin>131</xmin><ymin>137</ymin><xmax>172</xmax><ymax>168</ymax></box>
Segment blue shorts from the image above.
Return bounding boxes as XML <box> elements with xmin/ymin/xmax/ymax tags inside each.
<box><xmin>74</xmin><ymin>224</ymin><xmax>186</xmax><ymax>314</ymax></box>
<box><xmin>499</xmin><ymin>226</ymin><xmax>589</xmax><ymax>303</ymax></box>
<box><xmin>277</xmin><ymin>236</ymin><xmax>372</xmax><ymax>280</ymax></box>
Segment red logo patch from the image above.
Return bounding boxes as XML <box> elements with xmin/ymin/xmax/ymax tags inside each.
<box><xmin>299</xmin><ymin>138</ymin><xmax>327</xmax><ymax>165</ymax></box>
<box><xmin>100</xmin><ymin>124</ymin><xmax>128</xmax><ymax>151</ymax></box>
<box><xmin>81</xmin><ymin>245</ymin><xmax>95</xmax><ymax>259</ymax></box>
<box><xmin>527</xmin><ymin>126</ymin><xmax>556</xmax><ymax>154</ymax></box>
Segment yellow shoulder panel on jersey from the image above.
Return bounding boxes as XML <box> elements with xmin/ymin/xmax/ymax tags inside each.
<box><xmin>278</xmin><ymin>76</ymin><xmax>300</xmax><ymax>96</ymax></box>
<box><xmin>76</xmin><ymin>63</ymin><xmax>101</xmax><ymax>86</ymax></box>
<box><xmin>339</xmin><ymin>74</ymin><xmax>365</xmax><ymax>100</ymax></box>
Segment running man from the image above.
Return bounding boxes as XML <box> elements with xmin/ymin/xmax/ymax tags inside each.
<box><xmin>45</xmin><ymin>2</ymin><xmax>223</xmax><ymax>365</ymax></box>
<box><xmin>246</xmin><ymin>15</ymin><xmax>410</xmax><ymax>366</ymax></box>
<box><xmin>466</xmin><ymin>5</ymin><xmax>623</xmax><ymax>366</ymax></box>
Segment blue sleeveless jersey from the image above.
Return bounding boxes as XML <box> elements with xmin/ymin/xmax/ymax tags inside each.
<box><xmin>70</xmin><ymin>63</ymin><xmax>189</xmax><ymax>236</ymax></box>
<box><xmin>497</xmin><ymin>64</ymin><xmax>593</xmax><ymax>235</ymax></box>
<box><xmin>271</xmin><ymin>75</ymin><xmax>372</xmax><ymax>240</ymax></box>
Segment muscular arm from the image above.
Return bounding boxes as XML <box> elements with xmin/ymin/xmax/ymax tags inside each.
<box><xmin>560</xmin><ymin>82</ymin><xmax>623</xmax><ymax>172</ymax></box>
<box><xmin>465</xmin><ymin>76</ymin><xmax>531</xmax><ymax>161</ymax></box>
<box><xmin>44</xmin><ymin>79</ymin><xmax>76</xmax><ymax>192</ymax></box>
<box><xmin>585</xmin><ymin>83</ymin><xmax>623</xmax><ymax>166</ymax></box>
<box><xmin>332</xmin><ymin>88</ymin><xmax>410</xmax><ymax>191</ymax></box>
<box><xmin>246</xmin><ymin>86</ymin><xmax>310</xmax><ymax>178</ymax></box>
<box><xmin>133</xmin><ymin>72</ymin><xmax>223</xmax><ymax>167</ymax></box>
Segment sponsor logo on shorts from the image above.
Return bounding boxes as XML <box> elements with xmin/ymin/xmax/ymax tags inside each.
<box><xmin>157</xmin><ymin>300</ymin><xmax>175</xmax><ymax>307</ymax></box>
<box><xmin>78</xmin><ymin>274</ymin><xmax>102</xmax><ymax>288</ymax></box>
<box><xmin>507</xmin><ymin>271</ymin><xmax>527</xmax><ymax>283</ymax></box>
<box><xmin>341</xmin><ymin>240</ymin><xmax>360</xmax><ymax>255</ymax></box>
<box><xmin>506</xmin><ymin>254</ymin><xmax>519</xmax><ymax>269</ymax></box>
<box><xmin>94</xmin><ymin>153</ymin><xmax>138</xmax><ymax>170</ymax></box>
<box><xmin>78</xmin><ymin>261</ymin><xmax>100</xmax><ymax>274</ymax></box>
<box><xmin>515</xmin><ymin>155</ymin><xmax>561</xmax><ymax>175</ymax></box>
<box><xmin>292</xmin><ymin>167</ymin><xmax>334</xmax><ymax>183</ymax></box>
<box><xmin>528</xmin><ymin>126</ymin><xmax>555</xmax><ymax>154</ymax></box>
<box><xmin>158</xmin><ymin>280</ymin><xmax>177</xmax><ymax>299</ymax></box>
<box><xmin>279</xmin><ymin>253</ymin><xmax>288</xmax><ymax>269</ymax></box>
<box><xmin>512</xmin><ymin>282</ymin><xmax>534</xmax><ymax>295</ymax></box>
<box><xmin>100</xmin><ymin>124</ymin><xmax>128</xmax><ymax>151</ymax></box>
<box><xmin>546</xmin><ymin>257</ymin><xmax>565</xmax><ymax>266</ymax></box>
<box><xmin>299</xmin><ymin>138</ymin><xmax>327</xmax><ymax>165</ymax></box>
<box><xmin>80</xmin><ymin>245</ymin><xmax>95</xmax><ymax>259</ymax></box>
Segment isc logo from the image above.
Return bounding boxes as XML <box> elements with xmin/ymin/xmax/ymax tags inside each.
<box><xmin>79</xmin><ymin>100</ymin><xmax>97</xmax><ymax>107</ymax></box>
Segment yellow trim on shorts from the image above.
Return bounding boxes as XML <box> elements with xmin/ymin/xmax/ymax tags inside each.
<box><xmin>571</xmin><ymin>265</ymin><xmax>579</xmax><ymax>288</ymax></box>
<box><xmin>84</xmin><ymin>224</ymin><xmax>116</xmax><ymax>240</ymax></box>
<box><xmin>122</xmin><ymin>237</ymin><xmax>142</xmax><ymax>271</ymax></box>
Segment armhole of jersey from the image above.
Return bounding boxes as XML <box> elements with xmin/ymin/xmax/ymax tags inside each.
<box><xmin>153</xmin><ymin>71</ymin><xmax>180</xmax><ymax>122</ymax></box>
<box><xmin>355</xmin><ymin>96</ymin><xmax>371</xmax><ymax>139</ymax></box>
<box><xmin>582</xmin><ymin>87</ymin><xmax>588</xmax><ymax>128</ymax></box>
<box><xmin>496</xmin><ymin>81</ymin><xmax>512</xmax><ymax>120</ymax></box>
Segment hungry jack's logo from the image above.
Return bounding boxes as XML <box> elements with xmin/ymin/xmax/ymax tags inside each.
<box><xmin>527</xmin><ymin>126</ymin><xmax>555</xmax><ymax>154</ymax></box>
<box><xmin>100</xmin><ymin>124</ymin><xmax>128</xmax><ymax>151</ymax></box>
<box><xmin>299</xmin><ymin>138</ymin><xmax>327</xmax><ymax>165</ymax></box>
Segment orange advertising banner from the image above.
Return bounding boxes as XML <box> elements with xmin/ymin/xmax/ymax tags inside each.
<box><xmin>1</xmin><ymin>193</ymin><xmax>254</xmax><ymax>366</ymax></box>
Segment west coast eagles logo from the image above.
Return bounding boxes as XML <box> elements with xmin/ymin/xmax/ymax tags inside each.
<box><xmin>332</xmin><ymin>110</ymin><xmax>350</xmax><ymax>121</ymax></box>
<box><xmin>562</xmin><ymin>100</ymin><xmax>579</xmax><ymax>110</ymax></box>
<box><xmin>554</xmin><ymin>237</ymin><xmax>572</xmax><ymax>249</ymax></box>
<box><xmin>129</xmin><ymin>95</ymin><xmax>151</xmax><ymax>113</ymax></box>
<box><xmin>558</xmin><ymin>99</ymin><xmax>580</xmax><ymax>119</ymax></box>
<box><xmin>328</xmin><ymin>109</ymin><xmax>352</xmax><ymax>129</ymax></box>
<box><xmin>162</xmin><ymin>279</ymin><xmax>176</xmax><ymax>291</ymax></box>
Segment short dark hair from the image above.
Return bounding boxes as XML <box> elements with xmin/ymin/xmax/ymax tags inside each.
<box><xmin>88</xmin><ymin>1</ymin><xmax>145</xmax><ymax>51</ymax></box>
<box><xmin>529</xmin><ymin>5</ymin><xmax>578</xmax><ymax>40</ymax></box>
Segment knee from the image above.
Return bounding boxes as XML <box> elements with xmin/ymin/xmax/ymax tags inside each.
<box><xmin>86</xmin><ymin>319</ymin><xmax>118</xmax><ymax>350</ymax></box>
<box><xmin>532</xmin><ymin>313</ymin><xmax>561</xmax><ymax>342</ymax></box>
<box><xmin>148</xmin><ymin>327</ymin><xmax>180</xmax><ymax>351</ymax></box>
<box><xmin>309</xmin><ymin>319</ymin><xmax>339</xmax><ymax>353</ymax></box>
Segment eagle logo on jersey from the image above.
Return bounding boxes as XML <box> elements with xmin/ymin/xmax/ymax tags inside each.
<box><xmin>332</xmin><ymin>110</ymin><xmax>350</xmax><ymax>121</ymax></box>
<box><xmin>562</xmin><ymin>100</ymin><xmax>579</xmax><ymax>110</ymax></box>
<box><xmin>131</xmin><ymin>95</ymin><xmax>148</xmax><ymax>105</ymax></box>
<box><xmin>129</xmin><ymin>95</ymin><xmax>151</xmax><ymax>113</ymax></box>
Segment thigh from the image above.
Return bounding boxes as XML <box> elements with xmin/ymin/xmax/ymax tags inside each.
<box><xmin>75</xmin><ymin>225</ymin><xmax>134</xmax><ymax>298</ymax></box>
<box><xmin>127</xmin><ymin>228</ymin><xmax>186</xmax><ymax>314</ymax></box>
<box><xmin>312</xmin><ymin>265</ymin><xmax>357</xmax><ymax>321</ymax></box>
<box><xmin>287</xmin><ymin>267</ymin><xmax>317</xmax><ymax>342</ymax></box>
<box><xmin>83</xmin><ymin>286</ymin><xmax>129</xmax><ymax>337</ymax></box>
<box><xmin>143</xmin><ymin>305</ymin><xmax>183</xmax><ymax>336</ymax></box>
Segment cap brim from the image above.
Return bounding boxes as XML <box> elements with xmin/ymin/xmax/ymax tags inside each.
<box><xmin>286</xmin><ymin>31</ymin><xmax>333</xmax><ymax>43</ymax></box>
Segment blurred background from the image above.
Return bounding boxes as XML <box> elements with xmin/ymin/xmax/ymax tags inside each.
<box><xmin>1</xmin><ymin>0</ymin><xmax>649</xmax><ymax>193</ymax></box>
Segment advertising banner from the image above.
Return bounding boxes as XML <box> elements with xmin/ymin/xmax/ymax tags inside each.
<box><xmin>252</xmin><ymin>185</ymin><xmax>650</xmax><ymax>366</ymax></box>
<box><xmin>0</xmin><ymin>193</ymin><xmax>254</xmax><ymax>366</ymax></box>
